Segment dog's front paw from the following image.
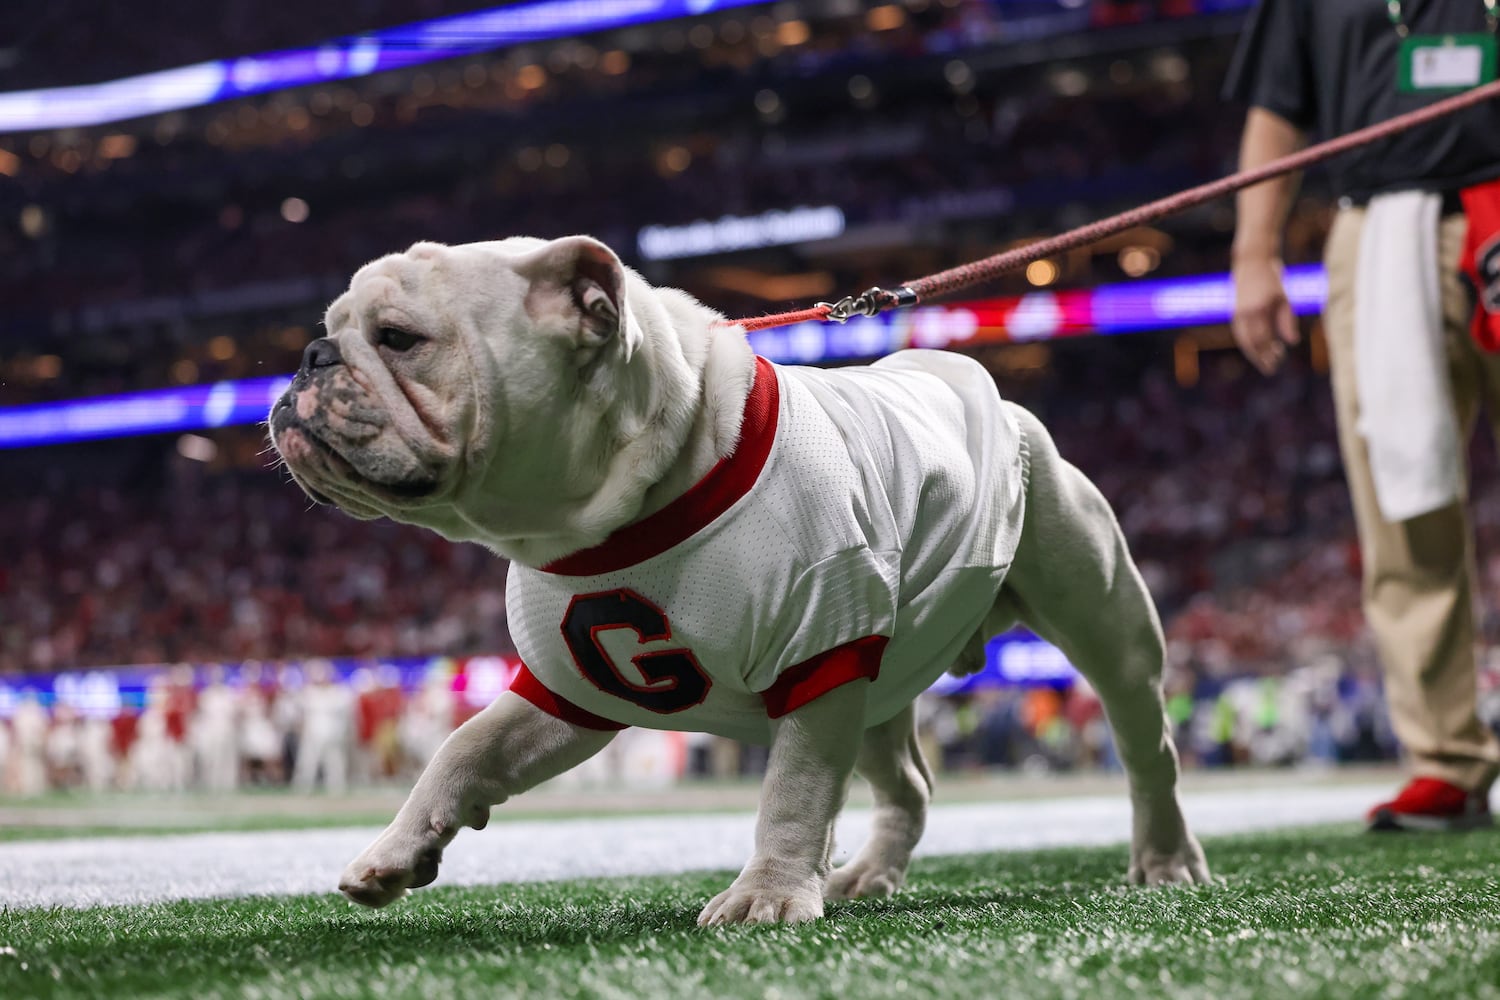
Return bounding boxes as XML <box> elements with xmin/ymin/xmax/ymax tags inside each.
<box><xmin>1128</xmin><ymin>797</ymin><xmax>1210</xmax><ymax>886</ymax></box>
<box><xmin>697</xmin><ymin>875</ymin><xmax>825</xmax><ymax>926</ymax></box>
<box><xmin>338</xmin><ymin>790</ymin><xmax>493</xmax><ymax>907</ymax></box>
<box><xmin>338</xmin><ymin>837</ymin><xmax>445</xmax><ymax>907</ymax></box>
<box><xmin>1128</xmin><ymin>837</ymin><xmax>1210</xmax><ymax>886</ymax></box>
<box><xmin>824</xmin><ymin>856</ymin><xmax>906</xmax><ymax>900</ymax></box>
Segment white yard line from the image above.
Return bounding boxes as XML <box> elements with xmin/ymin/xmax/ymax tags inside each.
<box><xmin>0</xmin><ymin>782</ymin><xmax>1393</xmax><ymax>910</ymax></box>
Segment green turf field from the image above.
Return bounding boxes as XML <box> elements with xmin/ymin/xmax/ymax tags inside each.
<box><xmin>4</xmin><ymin>825</ymin><xmax>1498</xmax><ymax>1000</ymax></box>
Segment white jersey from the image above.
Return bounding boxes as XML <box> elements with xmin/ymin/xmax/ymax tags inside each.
<box><xmin>505</xmin><ymin>350</ymin><xmax>1027</xmax><ymax>744</ymax></box>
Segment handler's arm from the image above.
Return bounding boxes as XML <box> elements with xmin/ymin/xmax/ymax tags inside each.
<box><xmin>1231</xmin><ymin>107</ymin><xmax>1307</xmax><ymax>375</ymax></box>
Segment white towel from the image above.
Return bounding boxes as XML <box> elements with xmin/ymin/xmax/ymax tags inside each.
<box><xmin>1354</xmin><ymin>189</ymin><xmax>1462</xmax><ymax>522</ymax></box>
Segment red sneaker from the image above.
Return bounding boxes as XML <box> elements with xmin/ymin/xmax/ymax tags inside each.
<box><xmin>1367</xmin><ymin>777</ymin><xmax>1494</xmax><ymax>832</ymax></box>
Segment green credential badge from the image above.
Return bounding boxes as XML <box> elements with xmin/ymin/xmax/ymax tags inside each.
<box><xmin>1399</xmin><ymin>33</ymin><xmax>1499</xmax><ymax>93</ymax></box>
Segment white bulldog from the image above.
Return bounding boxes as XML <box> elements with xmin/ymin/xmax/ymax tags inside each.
<box><xmin>268</xmin><ymin>236</ymin><xmax>1208</xmax><ymax>925</ymax></box>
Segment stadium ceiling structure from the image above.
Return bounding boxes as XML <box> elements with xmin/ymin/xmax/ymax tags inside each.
<box><xmin>0</xmin><ymin>0</ymin><xmax>1262</xmax><ymax>133</ymax></box>
<box><xmin>0</xmin><ymin>0</ymin><xmax>768</xmax><ymax>132</ymax></box>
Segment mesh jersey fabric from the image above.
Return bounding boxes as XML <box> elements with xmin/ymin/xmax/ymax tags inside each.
<box><xmin>504</xmin><ymin>349</ymin><xmax>1026</xmax><ymax>744</ymax></box>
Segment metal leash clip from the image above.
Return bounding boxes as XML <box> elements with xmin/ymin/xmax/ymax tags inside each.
<box><xmin>815</xmin><ymin>285</ymin><xmax>919</xmax><ymax>323</ymax></box>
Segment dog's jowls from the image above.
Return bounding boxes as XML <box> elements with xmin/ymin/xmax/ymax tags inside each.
<box><xmin>269</xmin><ymin>235</ymin><xmax>1208</xmax><ymax>926</ymax></box>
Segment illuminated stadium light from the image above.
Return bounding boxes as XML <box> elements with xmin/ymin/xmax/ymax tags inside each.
<box><xmin>279</xmin><ymin>197</ymin><xmax>310</xmax><ymax>223</ymax></box>
<box><xmin>1119</xmin><ymin>245</ymin><xmax>1161</xmax><ymax>277</ymax></box>
<box><xmin>0</xmin><ymin>376</ymin><xmax>292</xmax><ymax>449</ymax></box>
<box><xmin>19</xmin><ymin>204</ymin><xmax>47</xmax><ymax>238</ymax></box>
<box><xmin>1025</xmin><ymin>258</ymin><xmax>1060</xmax><ymax>287</ymax></box>
<box><xmin>866</xmin><ymin>6</ymin><xmax>907</xmax><ymax>31</ymax></box>
<box><xmin>175</xmin><ymin>433</ymin><xmax>218</xmax><ymax>462</ymax></box>
<box><xmin>0</xmin><ymin>264</ymin><xmax>1329</xmax><ymax>449</ymax></box>
<box><xmin>0</xmin><ymin>0</ymin><xmax>769</xmax><ymax>133</ymax></box>
<box><xmin>775</xmin><ymin>20</ymin><xmax>811</xmax><ymax>46</ymax></box>
<box><xmin>637</xmin><ymin>206</ymin><xmax>847</xmax><ymax>261</ymax></box>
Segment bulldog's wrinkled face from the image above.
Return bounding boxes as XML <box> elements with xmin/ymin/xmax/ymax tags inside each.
<box><xmin>268</xmin><ymin>235</ymin><xmax>637</xmax><ymax>535</ymax></box>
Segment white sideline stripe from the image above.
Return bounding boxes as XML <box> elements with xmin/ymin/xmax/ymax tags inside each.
<box><xmin>0</xmin><ymin>783</ymin><xmax>1388</xmax><ymax>910</ymax></box>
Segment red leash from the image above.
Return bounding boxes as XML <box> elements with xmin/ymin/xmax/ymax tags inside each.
<box><xmin>735</xmin><ymin>305</ymin><xmax>839</xmax><ymax>333</ymax></box>
<box><xmin>722</xmin><ymin>78</ymin><xmax>1500</xmax><ymax>332</ymax></box>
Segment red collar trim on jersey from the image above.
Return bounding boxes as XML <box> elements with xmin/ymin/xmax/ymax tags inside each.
<box><xmin>541</xmin><ymin>355</ymin><xmax>779</xmax><ymax>576</ymax></box>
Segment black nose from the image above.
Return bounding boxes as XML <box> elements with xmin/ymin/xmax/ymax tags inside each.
<box><xmin>301</xmin><ymin>338</ymin><xmax>342</xmax><ymax>372</ymax></box>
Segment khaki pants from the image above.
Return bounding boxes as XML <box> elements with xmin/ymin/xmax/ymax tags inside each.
<box><xmin>1324</xmin><ymin>206</ymin><xmax>1500</xmax><ymax>792</ymax></box>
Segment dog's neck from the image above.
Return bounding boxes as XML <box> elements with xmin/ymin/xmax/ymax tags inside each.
<box><xmin>461</xmin><ymin>284</ymin><xmax>755</xmax><ymax>567</ymax></box>
<box><xmin>633</xmin><ymin>338</ymin><xmax>753</xmax><ymax>521</ymax></box>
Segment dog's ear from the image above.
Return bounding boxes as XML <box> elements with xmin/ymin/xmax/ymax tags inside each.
<box><xmin>517</xmin><ymin>236</ymin><xmax>640</xmax><ymax>364</ymax></box>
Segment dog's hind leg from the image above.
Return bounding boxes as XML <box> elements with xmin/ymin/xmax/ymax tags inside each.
<box><xmin>824</xmin><ymin>701</ymin><xmax>933</xmax><ymax>900</ymax></box>
<box><xmin>991</xmin><ymin>403</ymin><xmax>1208</xmax><ymax>886</ymax></box>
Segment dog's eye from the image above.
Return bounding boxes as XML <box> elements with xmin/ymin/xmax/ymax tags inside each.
<box><xmin>376</xmin><ymin>326</ymin><xmax>421</xmax><ymax>352</ymax></box>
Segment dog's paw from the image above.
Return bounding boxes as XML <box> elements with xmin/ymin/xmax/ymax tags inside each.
<box><xmin>1127</xmin><ymin>836</ymin><xmax>1210</xmax><ymax>886</ymax></box>
<box><xmin>338</xmin><ymin>840</ymin><xmax>444</xmax><ymax>908</ymax></box>
<box><xmin>697</xmin><ymin>877</ymin><xmax>825</xmax><ymax>926</ymax></box>
<box><xmin>338</xmin><ymin>793</ymin><xmax>493</xmax><ymax>907</ymax></box>
<box><xmin>824</xmin><ymin>857</ymin><xmax>906</xmax><ymax>900</ymax></box>
<box><xmin>1128</xmin><ymin>795</ymin><xmax>1210</xmax><ymax>887</ymax></box>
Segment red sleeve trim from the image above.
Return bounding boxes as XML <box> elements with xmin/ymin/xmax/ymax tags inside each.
<box><xmin>761</xmin><ymin>636</ymin><xmax>888</xmax><ymax>719</ymax></box>
<box><xmin>509</xmin><ymin>664</ymin><xmax>628</xmax><ymax>732</ymax></box>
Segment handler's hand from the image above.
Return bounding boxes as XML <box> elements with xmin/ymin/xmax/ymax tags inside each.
<box><xmin>1231</xmin><ymin>256</ymin><xmax>1299</xmax><ymax>375</ymax></box>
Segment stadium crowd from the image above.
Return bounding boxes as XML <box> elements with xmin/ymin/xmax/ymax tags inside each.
<box><xmin>6</xmin><ymin>0</ymin><xmax>1497</xmax><ymax>795</ymax></box>
<box><xmin>6</xmin><ymin>336</ymin><xmax>1500</xmax><ymax>794</ymax></box>
<box><xmin>1</xmin><ymin>16</ymin><xmax>1260</xmax><ymax>405</ymax></box>
<box><xmin>1</xmin><ymin>457</ymin><xmax>513</xmax><ymax>671</ymax></box>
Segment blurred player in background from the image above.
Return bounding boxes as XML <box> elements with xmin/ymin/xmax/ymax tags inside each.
<box><xmin>79</xmin><ymin>713</ymin><xmax>116</xmax><ymax>793</ymax></box>
<box><xmin>129</xmin><ymin>679</ymin><xmax>190</xmax><ymax>792</ymax></box>
<box><xmin>44</xmin><ymin>705</ymin><xmax>81</xmax><ymax>788</ymax></box>
<box><xmin>292</xmin><ymin>660</ymin><xmax>355</xmax><ymax>792</ymax></box>
<box><xmin>399</xmin><ymin>671</ymin><xmax>455</xmax><ymax>769</ymax></box>
<box><xmin>192</xmin><ymin>666</ymin><xmax>240</xmax><ymax>792</ymax></box>
<box><xmin>355</xmin><ymin>665</ymin><xmax>405</xmax><ymax>781</ymax></box>
<box><xmin>12</xmin><ymin>692</ymin><xmax>48</xmax><ymax>796</ymax></box>
<box><xmin>1227</xmin><ymin>0</ymin><xmax>1500</xmax><ymax>829</ymax></box>
<box><xmin>238</xmin><ymin>665</ymin><xmax>285</xmax><ymax>785</ymax></box>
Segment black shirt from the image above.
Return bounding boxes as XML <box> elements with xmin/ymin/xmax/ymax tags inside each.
<box><xmin>1224</xmin><ymin>0</ymin><xmax>1500</xmax><ymax>199</ymax></box>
